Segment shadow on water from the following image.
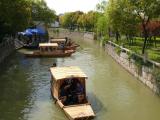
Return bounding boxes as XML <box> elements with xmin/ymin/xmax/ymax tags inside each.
<box><xmin>0</xmin><ymin>52</ymin><xmax>34</xmax><ymax>120</ymax></box>
<box><xmin>87</xmin><ymin>92</ymin><xmax>107</xmax><ymax>117</ymax></box>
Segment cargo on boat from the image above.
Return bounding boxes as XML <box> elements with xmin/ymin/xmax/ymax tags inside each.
<box><xmin>50</xmin><ymin>66</ymin><xmax>95</xmax><ymax>120</ymax></box>
<box><xmin>24</xmin><ymin>43</ymin><xmax>75</xmax><ymax>57</ymax></box>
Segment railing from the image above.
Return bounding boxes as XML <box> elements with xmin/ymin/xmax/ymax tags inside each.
<box><xmin>14</xmin><ymin>38</ymin><xmax>24</xmax><ymax>49</ymax></box>
<box><xmin>108</xmin><ymin>41</ymin><xmax>160</xmax><ymax>68</ymax></box>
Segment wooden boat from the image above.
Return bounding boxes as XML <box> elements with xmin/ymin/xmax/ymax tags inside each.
<box><xmin>50</xmin><ymin>38</ymin><xmax>80</xmax><ymax>50</ymax></box>
<box><xmin>50</xmin><ymin>66</ymin><xmax>95</xmax><ymax>120</ymax></box>
<box><xmin>24</xmin><ymin>43</ymin><xmax>75</xmax><ymax>57</ymax></box>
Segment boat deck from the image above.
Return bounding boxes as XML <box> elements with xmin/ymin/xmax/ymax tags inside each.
<box><xmin>64</xmin><ymin>104</ymin><xmax>95</xmax><ymax>120</ymax></box>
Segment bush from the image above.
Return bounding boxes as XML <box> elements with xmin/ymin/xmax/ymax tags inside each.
<box><xmin>115</xmin><ymin>47</ymin><xmax>121</xmax><ymax>55</ymax></box>
<box><xmin>100</xmin><ymin>35</ymin><xmax>109</xmax><ymax>46</ymax></box>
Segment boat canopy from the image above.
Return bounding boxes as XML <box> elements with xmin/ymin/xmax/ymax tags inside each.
<box><xmin>50</xmin><ymin>66</ymin><xmax>88</xmax><ymax>81</ymax></box>
<box><xmin>39</xmin><ymin>43</ymin><xmax>58</xmax><ymax>48</ymax></box>
<box><xmin>19</xmin><ymin>28</ymin><xmax>46</xmax><ymax>36</ymax></box>
<box><xmin>50</xmin><ymin>38</ymin><xmax>66</xmax><ymax>42</ymax></box>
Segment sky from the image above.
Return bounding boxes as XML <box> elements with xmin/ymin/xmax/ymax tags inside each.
<box><xmin>45</xmin><ymin>0</ymin><xmax>101</xmax><ymax>15</ymax></box>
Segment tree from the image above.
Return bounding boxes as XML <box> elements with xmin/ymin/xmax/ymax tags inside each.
<box><xmin>96</xmin><ymin>0</ymin><xmax>107</xmax><ymax>13</ymax></box>
<box><xmin>31</xmin><ymin>0</ymin><xmax>56</xmax><ymax>26</ymax></box>
<box><xmin>0</xmin><ymin>0</ymin><xmax>56</xmax><ymax>42</ymax></box>
<box><xmin>130</xmin><ymin>0</ymin><xmax>160</xmax><ymax>54</ymax></box>
<box><xmin>0</xmin><ymin>0</ymin><xmax>32</xmax><ymax>39</ymax></box>
<box><xmin>85</xmin><ymin>11</ymin><xmax>99</xmax><ymax>31</ymax></box>
<box><xmin>77</xmin><ymin>14</ymin><xmax>86</xmax><ymax>30</ymax></box>
<box><xmin>59</xmin><ymin>12</ymin><xmax>73</xmax><ymax>29</ymax></box>
<box><xmin>72</xmin><ymin>11</ymin><xmax>83</xmax><ymax>30</ymax></box>
<box><xmin>60</xmin><ymin>11</ymin><xmax>99</xmax><ymax>31</ymax></box>
<box><xmin>96</xmin><ymin>14</ymin><xmax>108</xmax><ymax>37</ymax></box>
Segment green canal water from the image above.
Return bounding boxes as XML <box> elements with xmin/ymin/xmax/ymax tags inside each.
<box><xmin>0</xmin><ymin>38</ymin><xmax>160</xmax><ymax>120</ymax></box>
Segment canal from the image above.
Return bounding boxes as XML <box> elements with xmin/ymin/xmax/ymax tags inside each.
<box><xmin>0</xmin><ymin>36</ymin><xmax>160</xmax><ymax>120</ymax></box>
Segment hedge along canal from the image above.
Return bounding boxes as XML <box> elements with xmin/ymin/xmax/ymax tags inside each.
<box><xmin>1</xmin><ymin>32</ymin><xmax>160</xmax><ymax>120</ymax></box>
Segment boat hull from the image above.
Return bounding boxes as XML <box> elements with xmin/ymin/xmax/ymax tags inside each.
<box><xmin>65</xmin><ymin>44</ymin><xmax>80</xmax><ymax>50</ymax></box>
<box><xmin>24</xmin><ymin>50</ymin><xmax>75</xmax><ymax>58</ymax></box>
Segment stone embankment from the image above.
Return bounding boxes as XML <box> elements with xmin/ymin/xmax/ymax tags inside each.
<box><xmin>105</xmin><ymin>41</ymin><xmax>160</xmax><ymax>94</ymax></box>
<box><xmin>49</xmin><ymin>29</ymin><xmax>95</xmax><ymax>40</ymax></box>
<box><xmin>0</xmin><ymin>38</ymin><xmax>15</xmax><ymax>64</ymax></box>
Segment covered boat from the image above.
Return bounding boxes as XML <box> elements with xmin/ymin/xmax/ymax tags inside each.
<box><xmin>50</xmin><ymin>38</ymin><xmax>80</xmax><ymax>50</ymax></box>
<box><xmin>50</xmin><ymin>66</ymin><xmax>95</xmax><ymax>120</ymax></box>
<box><xmin>24</xmin><ymin>43</ymin><xmax>75</xmax><ymax>57</ymax></box>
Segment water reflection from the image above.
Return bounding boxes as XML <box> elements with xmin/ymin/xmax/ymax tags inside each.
<box><xmin>0</xmin><ymin>53</ymin><xmax>34</xmax><ymax>120</ymax></box>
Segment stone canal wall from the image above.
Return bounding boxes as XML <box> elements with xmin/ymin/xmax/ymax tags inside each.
<box><xmin>49</xmin><ymin>29</ymin><xmax>95</xmax><ymax>40</ymax></box>
<box><xmin>0</xmin><ymin>38</ymin><xmax>15</xmax><ymax>64</ymax></box>
<box><xmin>105</xmin><ymin>41</ymin><xmax>160</xmax><ymax>94</ymax></box>
<box><xmin>83</xmin><ymin>32</ymin><xmax>95</xmax><ymax>40</ymax></box>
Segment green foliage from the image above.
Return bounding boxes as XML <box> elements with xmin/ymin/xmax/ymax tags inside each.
<box><xmin>105</xmin><ymin>0</ymin><xmax>139</xmax><ymax>36</ymax></box>
<box><xmin>60</xmin><ymin>11</ymin><xmax>100</xmax><ymax>32</ymax></box>
<box><xmin>0</xmin><ymin>0</ymin><xmax>32</xmax><ymax>38</ymax></box>
<box><xmin>60</xmin><ymin>11</ymin><xmax>83</xmax><ymax>30</ymax></box>
<box><xmin>96</xmin><ymin>15</ymin><xmax>109</xmax><ymax>37</ymax></box>
<box><xmin>129</xmin><ymin>0</ymin><xmax>160</xmax><ymax>54</ymax></box>
<box><xmin>95</xmin><ymin>0</ymin><xmax>160</xmax><ymax>53</ymax></box>
<box><xmin>126</xmin><ymin>50</ymin><xmax>154</xmax><ymax>76</ymax></box>
<box><xmin>100</xmin><ymin>35</ymin><xmax>109</xmax><ymax>46</ymax></box>
<box><xmin>127</xmin><ymin>51</ymin><xmax>132</xmax><ymax>60</ymax></box>
<box><xmin>130</xmin><ymin>54</ymin><xmax>144</xmax><ymax>74</ymax></box>
<box><xmin>115</xmin><ymin>36</ymin><xmax>160</xmax><ymax>62</ymax></box>
<box><xmin>31</xmin><ymin>0</ymin><xmax>56</xmax><ymax>26</ymax></box>
<box><xmin>115</xmin><ymin>46</ymin><xmax>121</xmax><ymax>55</ymax></box>
<box><xmin>96</xmin><ymin>0</ymin><xmax>107</xmax><ymax>13</ymax></box>
<box><xmin>0</xmin><ymin>0</ymin><xmax>56</xmax><ymax>41</ymax></box>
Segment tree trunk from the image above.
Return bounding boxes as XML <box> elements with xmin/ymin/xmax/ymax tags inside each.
<box><xmin>154</xmin><ymin>36</ymin><xmax>157</xmax><ymax>47</ymax></box>
<box><xmin>142</xmin><ymin>22</ymin><xmax>149</xmax><ymax>54</ymax></box>
<box><xmin>108</xmin><ymin>27</ymin><xmax>111</xmax><ymax>38</ymax></box>
<box><xmin>115</xmin><ymin>31</ymin><xmax>119</xmax><ymax>41</ymax></box>
<box><xmin>142</xmin><ymin>36</ymin><xmax>147</xmax><ymax>54</ymax></box>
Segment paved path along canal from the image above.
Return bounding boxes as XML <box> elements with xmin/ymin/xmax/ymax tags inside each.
<box><xmin>0</xmin><ymin>37</ymin><xmax>160</xmax><ymax>120</ymax></box>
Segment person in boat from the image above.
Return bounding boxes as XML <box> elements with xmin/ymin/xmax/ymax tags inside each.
<box><xmin>60</xmin><ymin>81</ymin><xmax>70</xmax><ymax>105</ymax></box>
<box><xmin>67</xmin><ymin>79</ymin><xmax>85</xmax><ymax>105</ymax></box>
<box><xmin>60</xmin><ymin>88</ymin><xmax>68</xmax><ymax>105</ymax></box>
<box><xmin>76</xmin><ymin>82</ymin><xmax>84</xmax><ymax>94</ymax></box>
<box><xmin>67</xmin><ymin>40</ymin><xmax>72</xmax><ymax>46</ymax></box>
<box><xmin>68</xmin><ymin>79</ymin><xmax>79</xmax><ymax>104</ymax></box>
<box><xmin>65</xmin><ymin>37</ymin><xmax>68</xmax><ymax>45</ymax></box>
<box><xmin>61</xmin><ymin>78</ymin><xmax>78</xmax><ymax>105</ymax></box>
<box><xmin>75</xmin><ymin>81</ymin><xmax>85</xmax><ymax>104</ymax></box>
<box><xmin>60</xmin><ymin>79</ymin><xmax>75</xmax><ymax>105</ymax></box>
<box><xmin>52</xmin><ymin>63</ymin><xmax>57</xmax><ymax>67</ymax></box>
<box><xmin>59</xmin><ymin>42</ymin><xmax>65</xmax><ymax>52</ymax></box>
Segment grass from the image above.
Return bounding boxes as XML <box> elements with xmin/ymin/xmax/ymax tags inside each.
<box><xmin>112</xmin><ymin>36</ymin><xmax>160</xmax><ymax>63</ymax></box>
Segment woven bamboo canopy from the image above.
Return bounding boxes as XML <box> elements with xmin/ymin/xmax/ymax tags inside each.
<box><xmin>39</xmin><ymin>43</ymin><xmax>58</xmax><ymax>47</ymax></box>
<box><xmin>50</xmin><ymin>66</ymin><xmax>88</xmax><ymax>81</ymax></box>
